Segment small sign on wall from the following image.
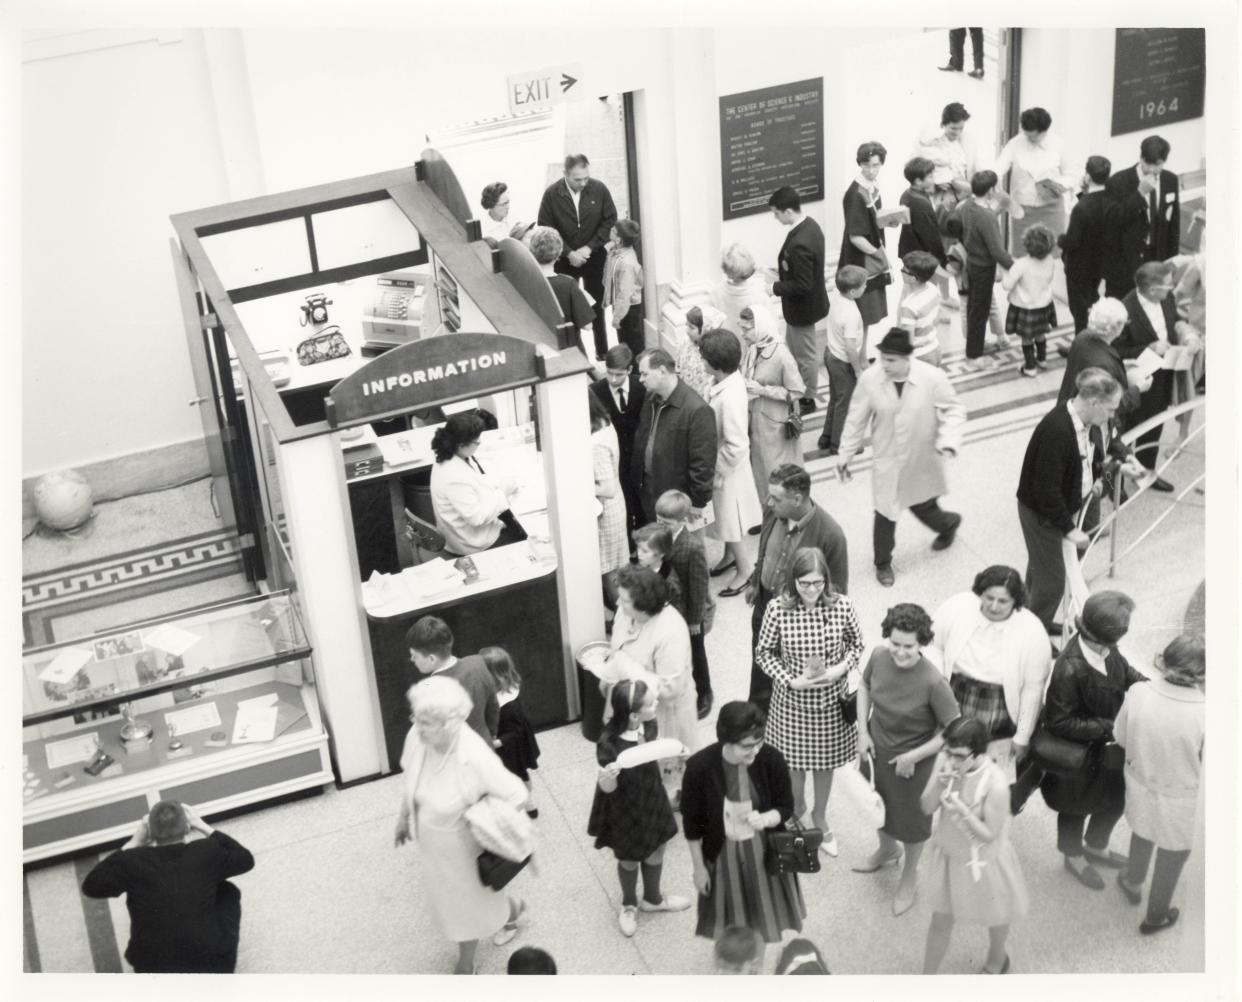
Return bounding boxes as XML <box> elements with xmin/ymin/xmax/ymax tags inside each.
<box><xmin>507</xmin><ymin>64</ymin><xmax>584</xmax><ymax>116</ymax></box>
<box><xmin>1111</xmin><ymin>29</ymin><xmax>1205</xmax><ymax>137</ymax></box>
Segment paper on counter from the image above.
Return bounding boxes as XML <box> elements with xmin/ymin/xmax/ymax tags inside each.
<box><xmin>38</xmin><ymin>646</ymin><xmax>93</xmax><ymax>684</ymax></box>
<box><xmin>46</xmin><ymin>732</ymin><xmax>101</xmax><ymax>769</ymax></box>
<box><xmin>375</xmin><ymin>429</ymin><xmax>433</xmax><ymax>468</ymax></box>
<box><xmin>164</xmin><ymin>701</ymin><xmax>222</xmax><ymax>737</ymax></box>
<box><xmin>232</xmin><ymin>703</ymin><xmax>279</xmax><ymax>743</ymax></box>
<box><xmin>144</xmin><ymin>623</ymin><xmax>202</xmax><ymax>658</ymax></box>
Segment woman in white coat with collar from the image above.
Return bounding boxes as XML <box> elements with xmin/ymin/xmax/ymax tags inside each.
<box><xmin>429</xmin><ymin>412</ymin><xmax>522</xmax><ymax>557</ymax></box>
<box><xmin>1114</xmin><ymin>635</ymin><xmax>1205</xmax><ymax>935</ymax></box>
<box><xmin>929</xmin><ymin>566</ymin><xmax>1052</xmax><ymax>774</ymax></box>
<box><xmin>698</xmin><ymin>328</ymin><xmax>763</xmax><ymax>596</ymax></box>
<box><xmin>394</xmin><ymin>676</ymin><xmax>530</xmax><ymax>974</ymax></box>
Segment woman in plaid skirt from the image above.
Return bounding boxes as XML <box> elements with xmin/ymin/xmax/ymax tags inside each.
<box><xmin>755</xmin><ymin>548</ymin><xmax>865</xmax><ymax>858</ymax></box>
<box><xmin>1002</xmin><ymin>223</ymin><xmax>1059</xmax><ymax>377</ymax></box>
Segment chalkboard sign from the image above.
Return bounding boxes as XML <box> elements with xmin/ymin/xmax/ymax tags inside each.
<box><xmin>719</xmin><ymin>78</ymin><xmax>824</xmax><ymax>220</ymax></box>
<box><xmin>1111</xmin><ymin>29</ymin><xmax>1205</xmax><ymax>137</ymax></box>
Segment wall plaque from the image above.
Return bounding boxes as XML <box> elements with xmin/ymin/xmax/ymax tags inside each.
<box><xmin>1111</xmin><ymin>29</ymin><xmax>1205</xmax><ymax>137</ymax></box>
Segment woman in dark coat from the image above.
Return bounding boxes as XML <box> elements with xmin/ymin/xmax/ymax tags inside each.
<box><xmin>839</xmin><ymin>141</ymin><xmax>893</xmax><ymax>329</ymax></box>
<box><xmin>682</xmin><ymin>701</ymin><xmax>804</xmax><ymax>960</ymax></box>
<box><xmin>1039</xmin><ymin>591</ymin><xmax>1147</xmax><ymax>891</ymax></box>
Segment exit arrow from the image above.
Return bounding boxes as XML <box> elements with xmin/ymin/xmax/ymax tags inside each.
<box><xmin>560</xmin><ymin>73</ymin><xmax>578</xmax><ymax>93</ymax></box>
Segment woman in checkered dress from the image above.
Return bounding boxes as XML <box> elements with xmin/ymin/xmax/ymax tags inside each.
<box><xmin>755</xmin><ymin>547</ymin><xmax>864</xmax><ymax>856</ymax></box>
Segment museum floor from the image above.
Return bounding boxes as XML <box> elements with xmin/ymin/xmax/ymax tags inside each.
<box><xmin>21</xmin><ymin>297</ymin><xmax>1210</xmax><ymax>978</ymax></box>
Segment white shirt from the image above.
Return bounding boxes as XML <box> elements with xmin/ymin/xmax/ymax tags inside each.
<box><xmin>481</xmin><ymin>214</ymin><xmax>511</xmax><ymax>243</ymax></box>
<box><xmin>566</xmin><ymin>179</ymin><xmax>582</xmax><ymax>224</ymax></box>
<box><xmin>993</xmin><ymin>132</ymin><xmax>1076</xmax><ymax>208</ymax></box>
<box><xmin>429</xmin><ymin>454</ymin><xmax>509</xmax><ymax>555</ymax></box>
<box><xmin>1138</xmin><ymin>295</ymin><xmax>1170</xmax><ymax>344</ymax></box>
<box><xmin>609</xmin><ymin>382</ymin><xmax>629</xmax><ymax>411</ymax></box>
<box><xmin>1001</xmin><ymin>255</ymin><xmax>1056</xmax><ymax>309</ymax></box>
<box><xmin>1080</xmin><ymin>639</ymin><xmax>1109</xmax><ymax>676</ymax></box>
<box><xmin>913</xmin><ymin>126</ymin><xmax>978</xmax><ymax>188</ymax></box>
<box><xmin>1066</xmin><ymin>401</ymin><xmax>1095</xmax><ymax>503</ymax></box>
<box><xmin>955</xmin><ymin>619</ymin><xmax>1008</xmax><ymax>685</ymax></box>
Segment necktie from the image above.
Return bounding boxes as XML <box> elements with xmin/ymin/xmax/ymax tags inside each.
<box><xmin>1147</xmin><ymin>184</ymin><xmax>1159</xmax><ymax>249</ymax></box>
<box><xmin>618</xmin><ymin>386</ymin><xmax>627</xmax><ymax>410</ymax></box>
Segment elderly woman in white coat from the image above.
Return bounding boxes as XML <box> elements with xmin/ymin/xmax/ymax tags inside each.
<box><xmin>836</xmin><ymin>327</ymin><xmax>966</xmax><ymax>588</ymax></box>
<box><xmin>394</xmin><ymin>676</ymin><xmax>530</xmax><ymax>974</ymax></box>
<box><xmin>698</xmin><ymin>328</ymin><xmax>764</xmax><ymax>595</ymax></box>
<box><xmin>930</xmin><ymin>566</ymin><xmax>1052</xmax><ymax>773</ymax></box>
<box><xmin>1114</xmin><ymin>635</ymin><xmax>1205</xmax><ymax>935</ymax></box>
<box><xmin>739</xmin><ymin>302</ymin><xmax>805</xmax><ymax>503</ymax></box>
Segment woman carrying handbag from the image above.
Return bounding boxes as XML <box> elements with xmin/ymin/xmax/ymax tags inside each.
<box><xmin>854</xmin><ymin>603</ymin><xmax>961</xmax><ymax>915</ymax></box>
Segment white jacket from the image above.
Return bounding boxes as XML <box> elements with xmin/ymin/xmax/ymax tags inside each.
<box><xmin>429</xmin><ymin>454</ymin><xmax>508</xmax><ymax>555</ymax></box>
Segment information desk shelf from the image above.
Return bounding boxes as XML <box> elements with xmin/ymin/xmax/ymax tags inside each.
<box><xmin>22</xmin><ymin>593</ymin><xmax>332</xmax><ymax>865</ymax></box>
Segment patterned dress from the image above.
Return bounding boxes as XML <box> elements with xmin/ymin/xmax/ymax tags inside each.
<box><xmin>587</xmin><ymin>734</ymin><xmax>679</xmax><ymax>861</ymax></box>
<box><xmin>592</xmin><ymin>425</ymin><xmax>628</xmax><ymax>574</ymax></box>
<box><xmin>696</xmin><ymin>761</ymin><xmax>805</xmax><ymax>943</ymax></box>
<box><xmin>755</xmin><ymin>596</ymin><xmax>864</xmax><ymax>770</ymax></box>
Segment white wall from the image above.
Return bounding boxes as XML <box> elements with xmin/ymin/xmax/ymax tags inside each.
<box><xmin>1019</xmin><ymin>28</ymin><xmax>1206</xmax><ymax>177</ymax></box>
<box><xmin>21</xmin><ymin>31</ymin><xmax>232</xmax><ymax>477</ymax></box>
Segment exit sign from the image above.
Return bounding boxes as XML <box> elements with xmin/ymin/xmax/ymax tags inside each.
<box><xmin>507</xmin><ymin>63</ymin><xmax>584</xmax><ymax>115</ymax></box>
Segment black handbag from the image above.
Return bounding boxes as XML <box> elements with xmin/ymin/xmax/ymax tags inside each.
<box><xmin>1029</xmin><ymin>719</ymin><xmax>1090</xmax><ymax>775</ymax></box>
<box><xmin>477</xmin><ymin>849</ymin><xmax>531</xmax><ymax>891</ymax></box>
<box><xmin>838</xmin><ymin>689</ymin><xmax>858</xmax><ymax>726</ymax></box>
<box><xmin>764</xmin><ymin>817</ymin><xmax>822</xmax><ymax>875</ymax></box>
<box><xmin>783</xmin><ymin>392</ymin><xmax>804</xmax><ymax>440</ymax></box>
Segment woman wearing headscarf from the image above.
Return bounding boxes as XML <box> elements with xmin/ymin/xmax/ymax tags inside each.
<box><xmin>1039</xmin><ymin>591</ymin><xmax>1147</xmax><ymax>892</ymax></box>
<box><xmin>738</xmin><ymin>301</ymin><xmax>804</xmax><ymax>504</ymax></box>
<box><xmin>1114</xmin><ymin>635</ymin><xmax>1205</xmax><ymax>935</ymax></box>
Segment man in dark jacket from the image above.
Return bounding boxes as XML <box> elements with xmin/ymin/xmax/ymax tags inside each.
<box><xmin>1103</xmin><ymin>135</ymin><xmax>1181</xmax><ymax>299</ymax></box>
<box><xmin>1039</xmin><ymin>591</ymin><xmax>1146</xmax><ymax>890</ymax></box>
<box><xmin>590</xmin><ymin>343</ymin><xmax>647</xmax><ymax>534</ymax></box>
<box><xmin>1016</xmin><ymin>369</ymin><xmax>1143</xmax><ymax>634</ymax></box>
<box><xmin>537</xmin><ymin>153</ymin><xmax>618</xmax><ymax>360</ymax></box>
<box><xmin>82</xmin><ymin>800</ymin><xmax>254</xmax><ymax>973</ymax></box>
<box><xmin>1058</xmin><ymin>155</ymin><xmax>1114</xmax><ymax>334</ymax></box>
<box><xmin>631</xmin><ymin>348</ymin><xmax>717</xmax><ymax>524</ymax></box>
<box><xmin>769</xmin><ymin>186</ymin><xmax>829</xmax><ymax>415</ymax></box>
<box><xmin>1056</xmin><ymin>297</ymin><xmax>1150</xmax><ymax>412</ymax></box>
<box><xmin>745</xmin><ymin>464</ymin><xmax>849</xmax><ymax>711</ymax></box>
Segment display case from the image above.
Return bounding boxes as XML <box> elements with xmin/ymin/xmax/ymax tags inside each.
<box><xmin>21</xmin><ymin>592</ymin><xmax>333</xmax><ymax>864</ymax></box>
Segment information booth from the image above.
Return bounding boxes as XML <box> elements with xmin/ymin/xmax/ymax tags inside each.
<box><xmin>170</xmin><ymin>151</ymin><xmax>603</xmax><ymax>782</ymax></box>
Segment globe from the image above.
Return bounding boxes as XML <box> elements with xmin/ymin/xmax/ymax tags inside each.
<box><xmin>32</xmin><ymin>469</ymin><xmax>94</xmax><ymax>531</ymax></box>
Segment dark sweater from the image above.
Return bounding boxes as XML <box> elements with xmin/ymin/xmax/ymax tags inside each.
<box><xmin>751</xmin><ymin>503</ymin><xmax>849</xmax><ymax>596</ymax></box>
<box><xmin>958</xmin><ymin>198</ymin><xmax>1014</xmax><ymax>271</ymax></box>
<box><xmin>898</xmin><ymin>188</ymin><xmax>947</xmax><ymax>267</ymax></box>
<box><xmin>681</xmin><ymin>743</ymin><xmax>794</xmax><ymax>866</ymax></box>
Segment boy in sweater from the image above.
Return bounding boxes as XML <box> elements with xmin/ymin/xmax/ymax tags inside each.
<box><xmin>817</xmin><ymin>264</ymin><xmax>869</xmax><ymax>454</ymax></box>
<box><xmin>655</xmin><ymin>489</ymin><xmax>716</xmax><ymax>719</ymax></box>
<box><xmin>958</xmin><ymin>170</ymin><xmax>1015</xmax><ymax>359</ymax></box>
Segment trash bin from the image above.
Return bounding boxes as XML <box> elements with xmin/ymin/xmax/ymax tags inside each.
<box><xmin>576</xmin><ymin>640</ymin><xmax>611</xmax><ymax>742</ymax></box>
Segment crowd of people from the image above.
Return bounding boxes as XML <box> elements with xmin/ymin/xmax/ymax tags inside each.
<box><xmin>78</xmin><ymin>111</ymin><xmax>1207</xmax><ymax>977</ymax></box>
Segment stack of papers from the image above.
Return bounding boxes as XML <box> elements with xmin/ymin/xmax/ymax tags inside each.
<box><xmin>232</xmin><ymin>694</ymin><xmax>280</xmax><ymax>744</ymax></box>
<box><xmin>375</xmin><ymin>429</ymin><xmax>434</xmax><ymax>468</ymax></box>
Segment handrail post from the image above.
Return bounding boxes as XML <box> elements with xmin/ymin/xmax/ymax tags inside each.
<box><xmin>1109</xmin><ymin>467</ymin><xmax>1121</xmax><ymax>578</ymax></box>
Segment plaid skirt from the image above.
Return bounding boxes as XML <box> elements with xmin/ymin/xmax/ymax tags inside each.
<box><xmin>1004</xmin><ymin>303</ymin><xmax>1057</xmax><ymax>341</ymax></box>
<box><xmin>949</xmin><ymin>673</ymin><xmax>1017</xmax><ymax>742</ymax></box>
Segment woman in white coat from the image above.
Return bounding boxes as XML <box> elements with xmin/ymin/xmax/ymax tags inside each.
<box><xmin>698</xmin><ymin>328</ymin><xmax>763</xmax><ymax>596</ymax></box>
<box><xmin>1114</xmin><ymin>635</ymin><xmax>1205</xmax><ymax>935</ymax></box>
<box><xmin>930</xmin><ymin>566</ymin><xmax>1052</xmax><ymax>773</ymax></box>
<box><xmin>836</xmin><ymin>327</ymin><xmax>966</xmax><ymax>587</ymax></box>
<box><xmin>394</xmin><ymin>676</ymin><xmax>531</xmax><ymax>974</ymax></box>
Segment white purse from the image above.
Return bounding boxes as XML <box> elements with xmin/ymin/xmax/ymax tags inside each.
<box><xmin>835</xmin><ymin>754</ymin><xmax>886</xmax><ymax>830</ymax></box>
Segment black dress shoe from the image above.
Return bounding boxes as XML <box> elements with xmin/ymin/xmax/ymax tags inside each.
<box><xmin>798</xmin><ymin>397</ymin><xmax>817</xmax><ymax>415</ymax></box>
<box><xmin>875</xmin><ymin>564</ymin><xmax>895</xmax><ymax>587</ymax></box>
<box><xmin>816</xmin><ymin>435</ymin><xmax>833</xmax><ymax>451</ymax></box>
<box><xmin>709</xmin><ymin>559</ymin><xmax>736</xmax><ymax>577</ymax></box>
<box><xmin>968</xmin><ymin>68</ymin><xmax>985</xmax><ymax>79</ymax></box>
<box><xmin>931</xmin><ymin>513</ymin><xmax>962</xmax><ymax>551</ymax></box>
<box><xmin>938</xmin><ymin>63</ymin><xmax>963</xmax><ymax>72</ymax></box>
<box><xmin>719</xmin><ymin>583</ymin><xmax>747</xmax><ymax>598</ymax></box>
<box><xmin>1140</xmin><ymin>907</ymin><xmax>1180</xmax><ymax>934</ymax></box>
<box><xmin>696</xmin><ymin>692</ymin><xmax>714</xmax><ymax>720</ymax></box>
<box><xmin>1149</xmin><ymin>476</ymin><xmax>1174</xmax><ymax>492</ymax></box>
<box><xmin>1056</xmin><ymin>344</ymin><xmax>1071</xmax><ymax>358</ymax></box>
<box><xmin>747</xmin><ymin>525</ymin><xmax>762</xmax><ymax>536</ymax></box>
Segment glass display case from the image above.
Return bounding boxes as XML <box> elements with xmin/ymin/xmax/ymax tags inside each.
<box><xmin>22</xmin><ymin>592</ymin><xmax>333</xmax><ymax>864</ymax></box>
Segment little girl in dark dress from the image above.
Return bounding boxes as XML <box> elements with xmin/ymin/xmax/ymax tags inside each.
<box><xmin>588</xmin><ymin>679</ymin><xmax>691</xmax><ymax>937</ymax></box>
<box><xmin>480</xmin><ymin>647</ymin><xmax>541</xmax><ymax>818</ymax></box>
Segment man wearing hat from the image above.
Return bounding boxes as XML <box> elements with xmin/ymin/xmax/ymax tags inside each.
<box><xmin>1038</xmin><ymin>591</ymin><xmax>1148</xmax><ymax>890</ymax></box>
<box><xmin>1017</xmin><ymin>367</ymin><xmax>1144</xmax><ymax>633</ymax></box>
<box><xmin>82</xmin><ymin>800</ymin><xmax>254</xmax><ymax>972</ymax></box>
<box><xmin>836</xmin><ymin>327</ymin><xmax>965</xmax><ymax>586</ymax></box>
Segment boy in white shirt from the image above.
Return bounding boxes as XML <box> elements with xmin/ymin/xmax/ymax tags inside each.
<box><xmin>898</xmin><ymin>250</ymin><xmax>943</xmax><ymax>365</ymax></box>
<box><xmin>818</xmin><ymin>264</ymin><xmax>869</xmax><ymax>454</ymax></box>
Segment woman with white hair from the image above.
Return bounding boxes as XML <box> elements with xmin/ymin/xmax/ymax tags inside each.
<box><xmin>711</xmin><ymin>243</ymin><xmax>771</xmax><ymax>334</ymax></box>
<box><xmin>1056</xmin><ymin>297</ymin><xmax>1152</xmax><ymax>413</ymax></box>
<box><xmin>1113</xmin><ymin>634</ymin><xmax>1205</xmax><ymax>934</ymax></box>
<box><xmin>738</xmin><ymin>301</ymin><xmax>804</xmax><ymax>503</ymax></box>
<box><xmin>394</xmin><ymin>675</ymin><xmax>531</xmax><ymax>974</ymax></box>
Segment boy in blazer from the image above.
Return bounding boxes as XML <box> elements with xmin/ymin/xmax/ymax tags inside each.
<box><xmin>1103</xmin><ymin>135</ymin><xmax>1181</xmax><ymax>299</ymax></box>
<box><xmin>1058</xmin><ymin>156</ymin><xmax>1114</xmax><ymax>335</ymax></box>
<box><xmin>591</xmin><ymin>344</ymin><xmax>647</xmax><ymax>533</ymax></box>
<box><xmin>768</xmin><ymin>186</ymin><xmax>830</xmax><ymax>415</ymax></box>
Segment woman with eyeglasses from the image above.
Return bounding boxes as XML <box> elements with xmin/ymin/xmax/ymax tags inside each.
<box><xmin>755</xmin><ymin>547</ymin><xmax>864</xmax><ymax>857</ymax></box>
<box><xmin>682</xmin><ymin>700</ymin><xmax>804</xmax><ymax>961</ymax></box>
<box><xmin>921</xmin><ymin>717</ymin><xmax>1028</xmax><ymax>975</ymax></box>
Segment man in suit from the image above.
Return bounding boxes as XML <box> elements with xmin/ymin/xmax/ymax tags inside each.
<box><xmin>1016</xmin><ymin>368</ymin><xmax>1143</xmax><ymax>633</ymax></box>
<box><xmin>1103</xmin><ymin>135</ymin><xmax>1180</xmax><ymax>299</ymax></box>
<box><xmin>1058</xmin><ymin>156</ymin><xmax>1114</xmax><ymax>335</ymax></box>
<box><xmin>744</xmin><ymin>463</ymin><xmax>849</xmax><ymax>711</ymax></box>
<box><xmin>590</xmin><ymin>343</ymin><xmax>647</xmax><ymax>535</ymax></box>
<box><xmin>1112</xmin><ymin>261</ymin><xmax>1203</xmax><ymax>491</ymax></box>
<box><xmin>537</xmin><ymin>153</ymin><xmax>618</xmax><ymax>361</ymax></box>
<box><xmin>631</xmin><ymin>348</ymin><xmax>717</xmax><ymax>525</ymax></box>
<box><xmin>82</xmin><ymin>800</ymin><xmax>254</xmax><ymax>972</ymax></box>
<box><xmin>768</xmin><ymin>186</ymin><xmax>829</xmax><ymax>415</ymax></box>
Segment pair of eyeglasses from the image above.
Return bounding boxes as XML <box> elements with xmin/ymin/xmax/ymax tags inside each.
<box><xmin>945</xmin><ymin>749</ymin><xmax>972</xmax><ymax>760</ymax></box>
<box><xmin>796</xmin><ymin>578</ymin><xmax>826</xmax><ymax>588</ymax></box>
